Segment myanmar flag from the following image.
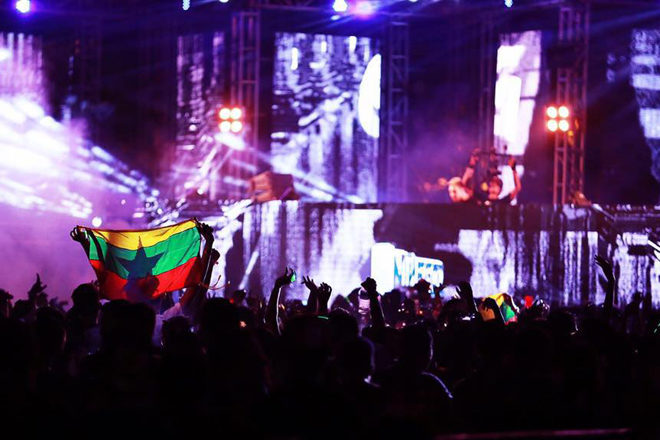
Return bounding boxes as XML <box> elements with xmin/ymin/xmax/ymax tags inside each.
<box><xmin>81</xmin><ymin>220</ymin><xmax>203</xmax><ymax>301</ymax></box>
<box><xmin>487</xmin><ymin>293</ymin><xmax>518</xmax><ymax>324</ymax></box>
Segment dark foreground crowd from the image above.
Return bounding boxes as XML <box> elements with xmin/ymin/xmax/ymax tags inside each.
<box><xmin>1</xmin><ymin>253</ymin><xmax>659</xmax><ymax>439</ymax></box>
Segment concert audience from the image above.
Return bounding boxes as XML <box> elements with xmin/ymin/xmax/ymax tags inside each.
<box><xmin>0</xmin><ymin>254</ymin><xmax>657</xmax><ymax>438</ymax></box>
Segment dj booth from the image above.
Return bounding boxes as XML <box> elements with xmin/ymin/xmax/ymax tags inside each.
<box><xmin>193</xmin><ymin>203</ymin><xmax>660</xmax><ymax>307</ymax></box>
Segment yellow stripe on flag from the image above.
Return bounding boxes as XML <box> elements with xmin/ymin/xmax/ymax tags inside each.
<box><xmin>89</xmin><ymin>220</ymin><xmax>197</xmax><ymax>250</ymax></box>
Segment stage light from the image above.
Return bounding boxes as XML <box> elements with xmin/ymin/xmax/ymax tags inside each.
<box><xmin>219</xmin><ymin>0</ymin><xmax>229</xmax><ymax>3</ymax></box>
<box><xmin>182</xmin><ymin>0</ymin><xmax>190</xmax><ymax>10</ymax></box>
<box><xmin>504</xmin><ymin>0</ymin><xmax>513</xmax><ymax>7</ymax></box>
<box><xmin>0</xmin><ymin>49</ymin><xmax>10</xmax><ymax>62</ymax></box>
<box><xmin>547</xmin><ymin>120</ymin><xmax>558</xmax><ymax>132</ymax></box>
<box><xmin>15</xmin><ymin>0</ymin><xmax>30</xmax><ymax>14</ymax></box>
<box><xmin>546</xmin><ymin>106</ymin><xmax>557</xmax><ymax>119</ymax></box>
<box><xmin>230</xmin><ymin>107</ymin><xmax>242</xmax><ymax>120</ymax></box>
<box><xmin>219</xmin><ymin>121</ymin><xmax>231</xmax><ymax>132</ymax></box>
<box><xmin>219</xmin><ymin>107</ymin><xmax>231</xmax><ymax>120</ymax></box>
<box><xmin>558</xmin><ymin>119</ymin><xmax>570</xmax><ymax>132</ymax></box>
<box><xmin>92</xmin><ymin>216</ymin><xmax>103</xmax><ymax>228</ymax></box>
<box><xmin>558</xmin><ymin>105</ymin><xmax>570</xmax><ymax>118</ymax></box>
<box><xmin>333</xmin><ymin>0</ymin><xmax>348</xmax><ymax>12</ymax></box>
<box><xmin>231</xmin><ymin>121</ymin><xmax>243</xmax><ymax>133</ymax></box>
<box><xmin>353</xmin><ymin>1</ymin><xmax>374</xmax><ymax>16</ymax></box>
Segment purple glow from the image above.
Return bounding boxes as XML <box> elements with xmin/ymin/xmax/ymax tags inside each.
<box><xmin>353</xmin><ymin>1</ymin><xmax>374</xmax><ymax>16</ymax></box>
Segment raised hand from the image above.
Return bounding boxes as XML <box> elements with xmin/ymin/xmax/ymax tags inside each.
<box><xmin>469</xmin><ymin>149</ymin><xmax>480</xmax><ymax>167</ymax></box>
<box><xmin>275</xmin><ymin>267</ymin><xmax>296</xmax><ymax>289</ymax></box>
<box><xmin>302</xmin><ymin>275</ymin><xmax>318</xmax><ymax>293</ymax></box>
<box><xmin>595</xmin><ymin>256</ymin><xmax>614</xmax><ymax>280</ymax></box>
<box><xmin>27</xmin><ymin>273</ymin><xmax>47</xmax><ymax>300</ymax></box>
<box><xmin>508</xmin><ymin>156</ymin><xmax>517</xmax><ymax>169</ymax></box>
<box><xmin>70</xmin><ymin>226</ymin><xmax>89</xmax><ymax>244</ymax></box>
<box><xmin>196</xmin><ymin>222</ymin><xmax>215</xmax><ymax>244</ymax></box>
<box><xmin>318</xmin><ymin>282</ymin><xmax>332</xmax><ymax>304</ymax></box>
<box><xmin>361</xmin><ymin>277</ymin><xmax>377</xmax><ymax>296</ymax></box>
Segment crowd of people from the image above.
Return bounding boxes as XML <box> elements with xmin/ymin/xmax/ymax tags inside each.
<box><xmin>0</xmin><ymin>242</ymin><xmax>658</xmax><ymax>438</ymax></box>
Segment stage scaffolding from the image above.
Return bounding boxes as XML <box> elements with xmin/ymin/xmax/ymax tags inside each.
<box><xmin>229</xmin><ymin>10</ymin><xmax>261</xmax><ymax>199</ymax></box>
<box><xmin>553</xmin><ymin>1</ymin><xmax>589</xmax><ymax>205</ymax></box>
<box><xmin>231</xmin><ymin>0</ymin><xmax>411</xmax><ymax>202</ymax></box>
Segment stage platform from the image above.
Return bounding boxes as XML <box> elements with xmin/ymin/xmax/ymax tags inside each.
<box><xmin>188</xmin><ymin>203</ymin><xmax>660</xmax><ymax>307</ymax></box>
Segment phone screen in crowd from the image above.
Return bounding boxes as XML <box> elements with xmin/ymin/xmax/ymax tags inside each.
<box><xmin>289</xmin><ymin>271</ymin><xmax>297</xmax><ymax>283</ymax></box>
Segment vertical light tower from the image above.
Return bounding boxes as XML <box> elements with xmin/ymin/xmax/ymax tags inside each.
<box><xmin>552</xmin><ymin>2</ymin><xmax>589</xmax><ymax>205</ymax></box>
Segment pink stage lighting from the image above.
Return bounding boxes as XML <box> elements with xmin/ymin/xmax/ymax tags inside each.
<box><xmin>353</xmin><ymin>1</ymin><xmax>374</xmax><ymax>16</ymax></box>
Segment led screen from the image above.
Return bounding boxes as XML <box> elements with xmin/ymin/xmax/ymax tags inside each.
<box><xmin>271</xmin><ymin>32</ymin><xmax>380</xmax><ymax>202</ymax></box>
<box><xmin>493</xmin><ymin>31</ymin><xmax>541</xmax><ymax>197</ymax></box>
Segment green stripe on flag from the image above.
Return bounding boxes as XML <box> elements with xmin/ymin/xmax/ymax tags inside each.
<box><xmin>86</xmin><ymin>227</ymin><xmax>200</xmax><ymax>279</ymax></box>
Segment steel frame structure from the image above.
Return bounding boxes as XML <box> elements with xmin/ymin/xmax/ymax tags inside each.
<box><xmin>228</xmin><ymin>10</ymin><xmax>261</xmax><ymax>199</ymax></box>
<box><xmin>552</xmin><ymin>1</ymin><xmax>589</xmax><ymax>205</ymax></box>
<box><xmin>477</xmin><ymin>13</ymin><xmax>496</xmax><ymax>153</ymax></box>
<box><xmin>381</xmin><ymin>19</ymin><xmax>410</xmax><ymax>202</ymax></box>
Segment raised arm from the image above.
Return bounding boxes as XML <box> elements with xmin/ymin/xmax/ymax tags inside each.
<box><xmin>362</xmin><ymin>277</ymin><xmax>385</xmax><ymax>331</ymax></box>
<box><xmin>596</xmin><ymin>256</ymin><xmax>616</xmax><ymax>321</ymax></box>
<box><xmin>509</xmin><ymin>156</ymin><xmax>522</xmax><ymax>200</ymax></box>
<box><xmin>317</xmin><ymin>282</ymin><xmax>332</xmax><ymax>316</ymax></box>
<box><xmin>180</xmin><ymin>222</ymin><xmax>216</xmax><ymax>318</ymax></box>
<box><xmin>265</xmin><ymin>267</ymin><xmax>295</xmax><ymax>335</ymax></box>
<box><xmin>302</xmin><ymin>276</ymin><xmax>319</xmax><ymax>314</ymax></box>
<box><xmin>461</xmin><ymin>149</ymin><xmax>479</xmax><ymax>186</ymax></box>
<box><xmin>70</xmin><ymin>226</ymin><xmax>91</xmax><ymax>256</ymax></box>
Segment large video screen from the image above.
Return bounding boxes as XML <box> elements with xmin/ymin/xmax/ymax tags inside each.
<box><xmin>493</xmin><ymin>31</ymin><xmax>541</xmax><ymax>196</ymax></box>
<box><xmin>271</xmin><ymin>32</ymin><xmax>380</xmax><ymax>203</ymax></box>
<box><xmin>631</xmin><ymin>29</ymin><xmax>660</xmax><ymax>186</ymax></box>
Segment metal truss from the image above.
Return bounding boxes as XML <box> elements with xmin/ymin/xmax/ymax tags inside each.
<box><xmin>553</xmin><ymin>1</ymin><xmax>589</xmax><ymax>205</ymax></box>
<box><xmin>73</xmin><ymin>4</ymin><xmax>102</xmax><ymax>122</ymax></box>
<box><xmin>228</xmin><ymin>10</ymin><xmax>261</xmax><ymax>199</ymax></box>
<box><xmin>380</xmin><ymin>19</ymin><xmax>409</xmax><ymax>202</ymax></box>
<box><xmin>477</xmin><ymin>14</ymin><xmax>496</xmax><ymax>153</ymax></box>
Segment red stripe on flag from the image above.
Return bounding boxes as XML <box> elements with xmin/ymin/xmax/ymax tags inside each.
<box><xmin>90</xmin><ymin>256</ymin><xmax>202</xmax><ymax>301</ymax></box>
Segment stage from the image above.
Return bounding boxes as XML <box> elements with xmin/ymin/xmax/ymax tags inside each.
<box><xmin>192</xmin><ymin>202</ymin><xmax>660</xmax><ymax>307</ymax></box>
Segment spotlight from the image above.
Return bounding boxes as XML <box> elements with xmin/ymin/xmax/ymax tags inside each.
<box><xmin>230</xmin><ymin>121</ymin><xmax>243</xmax><ymax>133</ymax></box>
<box><xmin>219</xmin><ymin>0</ymin><xmax>229</xmax><ymax>3</ymax></box>
<box><xmin>182</xmin><ymin>0</ymin><xmax>190</xmax><ymax>10</ymax></box>
<box><xmin>558</xmin><ymin>105</ymin><xmax>570</xmax><ymax>118</ymax></box>
<box><xmin>219</xmin><ymin>107</ymin><xmax>231</xmax><ymax>120</ymax></box>
<box><xmin>219</xmin><ymin>121</ymin><xmax>231</xmax><ymax>132</ymax></box>
<box><xmin>15</xmin><ymin>0</ymin><xmax>30</xmax><ymax>14</ymax></box>
<box><xmin>230</xmin><ymin>107</ymin><xmax>242</xmax><ymax>120</ymax></box>
<box><xmin>558</xmin><ymin>120</ymin><xmax>570</xmax><ymax>132</ymax></box>
<box><xmin>353</xmin><ymin>1</ymin><xmax>374</xmax><ymax>16</ymax></box>
<box><xmin>333</xmin><ymin>0</ymin><xmax>349</xmax><ymax>12</ymax></box>
<box><xmin>546</xmin><ymin>106</ymin><xmax>558</xmax><ymax>119</ymax></box>
<box><xmin>547</xmin><ymin>120</ymin><xmax>558</xmax><ymax>132</ymax></box>
<box><xmin>92</xmin><ymin>216</ymin><xmax>103</xmax><ymax>228</ymax></box>
<box><xmin>504</xmin><ymin>0</ymin><xmax>513</xmax><ymax>7</ymax></box>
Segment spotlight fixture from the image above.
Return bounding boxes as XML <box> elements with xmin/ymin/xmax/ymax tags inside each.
<box><xmin>332</xmin><ymin>0</ymin><xmax>348</xmax><ymax>12</ymax></box>
<box><xmin>217</xmin><ymin>105</ymin><xmax>245</xmax><ymax>134</ymax></box>
<box><xmin>545</xmin><ymin>104</ymin><xmax>571</xmax><ymax>133</ymax></box>
<box><xmin>15</xmin><ymin>0</ymin><xmax>30</xmax><ymax>14</ymax></box>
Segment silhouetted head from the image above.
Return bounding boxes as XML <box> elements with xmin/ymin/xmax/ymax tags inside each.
<box><xmin>198</xmin><ymin>298</ymin><xmax>240</xmax><ymax>347</ymax></box>
<box><xmin>99</xmin><ymin>300</ymin><xmax>155</xmax><ymax>351</ymax></box>
<box><xmin>399</xmin><ymin>324</ymin><xmax>433</xmax><ymax>372</ymax></box>
<box><xmin>70</xmin><ymin>283</ymin><xmax>100</xmax><ymax>326</ymax></box>
<box><xmin>35</xmin><ymin>307</ymin><xmax>66</xmax><ymax>358</ymax></box>
<box><xmin>328</xmin><ymin>308</ymin><xmax>359</xmax><ymax>347</ymax></box>
<box><xmin>337</xmin><ymin>337</ymin><xmax>374</xmax><ymax>384</ymax></box>
<box><xmin>487</xmin><ymin>176</ymin><xmax>503</xmax><ymax>200</ymax></box>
